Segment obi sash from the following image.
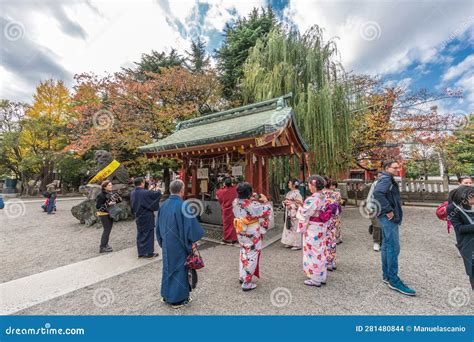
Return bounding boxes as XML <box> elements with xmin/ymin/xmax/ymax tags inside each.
<box><xmin>309</xmin><ymin>208</ymin><xmax>332</xmax><ymax>223</ymax></box>
<box><xmin>234</xmin><ymin>217</ymin><xmax>259</xmax><ymax>233</ymax></box>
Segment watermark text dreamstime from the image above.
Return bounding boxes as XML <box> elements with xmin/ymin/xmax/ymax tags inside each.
<box><xmin>4</xmin><ymin>323</ymin><xmax>85</xmax><ymax>336</ymax></box>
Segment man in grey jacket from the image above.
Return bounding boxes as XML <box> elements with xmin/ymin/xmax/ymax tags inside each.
<box><xmin>373</xmin><ymin>160</ymin><xmax>416</xmax><ymax>296</ymax></box>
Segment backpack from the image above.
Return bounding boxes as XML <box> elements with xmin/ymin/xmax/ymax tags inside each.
<box><xmin>436</xmin><ymin>201</ymin><xmax>452</xmax><ymax>233</ymax></box>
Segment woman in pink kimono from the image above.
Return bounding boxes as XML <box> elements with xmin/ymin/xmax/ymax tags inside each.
<box><xmin>297</xmin><ymin>175</ymin><xmax>332</xmax><ymax>287</ymax></box>
<box><xmin>322</xmin><ymin>179</ymin><xmax>342</xmax><ymax>271</ymax></box>
<box><xmin>281</xmin><ymin>179</ymin><xmax>304</xmax><ymax>250</ymax></box>
<box><xmin>232</xmin><ymin>182</ymin><xmax>273</xmax><ymax>291</ymax></box>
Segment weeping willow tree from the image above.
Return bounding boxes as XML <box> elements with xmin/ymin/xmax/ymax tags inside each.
<box><xmin>241</xmin><ymin>27</ymin><xmax>356</xmax><ymax>177</ymax></box>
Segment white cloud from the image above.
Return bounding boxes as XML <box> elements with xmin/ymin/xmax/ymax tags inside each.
<box><xmin>383</xmin><ymin>77</ymin><xmax>412</xmax><ymax>90</ymax></box>
<box><xmin>442</xmin><ymin>54</ymin><xmax>474</xmax><ymax>81</ymax></box>
<box><xmin>455</xmin><ymin>72</ymin><xmax>474</xmax><ymax>107</ymax></box>
<box><xmin>1</xmin><ymin>0</ymin><xmax>186</xmax><ymax>103</ymax></box>
<box><xmin>285</xmin><ymin>0</ymin><xmax>473</xmax><ymax>75</ymax></box>
<box><xmin>1</xmin><ymin>0</ymin><xmax>472</xmax><ymax>109</ymax></box>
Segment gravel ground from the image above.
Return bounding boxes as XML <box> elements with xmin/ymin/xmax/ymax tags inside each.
<box><xmin>0</xmin><ymin>199</ymin><xmax>136</xmax><ymax>283</ymax></box>
<box><xmin>8</xmin><ymin>205</ymin><xmax>472</xmax><ymax>315</ymax></box>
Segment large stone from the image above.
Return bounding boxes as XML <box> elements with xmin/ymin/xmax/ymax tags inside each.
<box><xmin>71</xmin><ymin>198</ymin><xmax>133</xmax><ymax>226</ymax></box>
<box><xmin>71</xmin><ymin>199</ymin><xmax>98</xmax><ymax>226</ymax></box>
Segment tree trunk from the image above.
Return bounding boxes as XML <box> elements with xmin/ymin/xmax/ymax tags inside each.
<box><xmin>39</xmin><ymin>162</ymin><xmax>54</xmax><ymax>192</ymax></box>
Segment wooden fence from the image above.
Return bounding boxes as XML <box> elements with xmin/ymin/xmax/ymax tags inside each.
<box><xmin>341</xmin><ymin>178</ymin><xmax>449</xmax><ymax>203</ymax></box>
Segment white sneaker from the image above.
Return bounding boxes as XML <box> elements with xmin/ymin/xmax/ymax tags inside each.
<box><xmin>373</xmin><ymin>243</ymin><xmax>380</xmax><ymax>252</ymax></box>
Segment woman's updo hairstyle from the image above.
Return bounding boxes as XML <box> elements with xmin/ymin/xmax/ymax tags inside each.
<box><xmin>236</xmin><ymin>182</ymin><xmax>253</xmax><ymax>199</ymax></box>
<box><xmin>289</xmin><ymin>178</ymin><xmax>300</xmax><ymax>187</ymax></box>
<box><xmin>307</xmin><ymin>175</ymin><xmax>326</xmax><ymax>191</ymax></box>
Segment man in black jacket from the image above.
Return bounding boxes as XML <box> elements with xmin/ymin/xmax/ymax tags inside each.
<box><xmin>373</xmin><ymin>160</ymin><xmax>416</xmax><ymax>296</ymax></box>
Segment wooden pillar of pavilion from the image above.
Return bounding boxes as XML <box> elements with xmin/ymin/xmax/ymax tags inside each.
<box><xmin>262</xmin><ymin>156</ymin><xmax>269</xmax><ymax>197</ymax></box>
<box><xmin>299</xmin><ymin>153</ymin><xmax>305</xmax><ymax>181</ymax></box>
<box><xmin>256</xmin><ymin>156</ymin><xmax>263</xmax><ymax>195</ymax></box>
<box><xmin>181</xmin><ymin>157</ymin><xmax>188</xmax><ymax>198</ymax></box>
<box><xmin>191</xmin><ymin>165</ymin><xmax>198</xmax><ymax>198</ymax></box>
<box><xmin>245</xmin><ymin>152</ymin><xmax>253</xmax><ymax>186</ymax></box>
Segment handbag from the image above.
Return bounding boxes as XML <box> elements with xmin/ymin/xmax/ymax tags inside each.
<box><xmin>185</xmin><ymin>243</ymin><xmax>205</xmax><ymax>270</ymax></box>
<box><xmin>108</xmin><ymin>205</ymin><xmax>123</xmax><ymax>221</ymax></box>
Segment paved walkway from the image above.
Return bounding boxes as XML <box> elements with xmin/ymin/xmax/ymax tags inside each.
<box><xmin>1</xmin><ymin>200</ymin><xmax>472</xmax><ymax>315</ymax></box>
<box><xmin>0</xmin><ymin>245</ymin><xmax>161</xmax><ymax>315</ymax></box>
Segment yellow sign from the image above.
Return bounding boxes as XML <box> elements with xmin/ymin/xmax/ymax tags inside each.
<box><xmin>88</xmin><ymin>160</ymin><xmax>121</xmax><ymax>184</ymax></box>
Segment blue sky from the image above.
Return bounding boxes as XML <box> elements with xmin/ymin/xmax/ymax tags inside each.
<box><xmin>1</xmin><ymin>0</ymin><xmax>473</xmax><ymax>115</ymax></box>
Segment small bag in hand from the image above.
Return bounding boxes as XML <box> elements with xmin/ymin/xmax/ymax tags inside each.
<box><xmin>185</xmin><ymin>243</ymin><xmax>205</xmax><ymax>270</ymax></box>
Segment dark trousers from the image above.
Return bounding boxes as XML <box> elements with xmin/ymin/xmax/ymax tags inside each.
<box><xmin>470</xmin><ymin>276</ymin><xmax>474</xmax><ymax>290</ymax></box>
<box><xmin>137</xmin><ymin>225</ymin><xmax>155</xmax><ymax>257</ymax></box>
<box><xmin>99</xmin><ymin>215</ymin><xmax>113</xmax><ymax>248</ymax></box>
<box><xmin>370</xmin><ymin>217</ymin><xmax>382</xmax><ymax>244</ymax></box>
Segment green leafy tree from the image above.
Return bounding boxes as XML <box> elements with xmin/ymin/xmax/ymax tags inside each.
<box><xmin>0</xmin><ymin>100</ymin><xmax>29</xmax><ymax>189</ymax></box>
<box><xmin>447</xmin><ymin>114</ymin><xmax>474</xmax><ymax>175</ymax></box>
<box><xmin>56</xmin><ymin>153</ymin><xmax>90</xmax><ymax>191</ymax></box>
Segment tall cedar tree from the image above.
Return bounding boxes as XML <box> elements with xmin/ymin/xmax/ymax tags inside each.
<box><xmin>215</xmin><ymin>6</ymin><xmax>278</xmax><ymax>102</ymax></box>
<box><xmin>123</xmin><ymin>49</ymin><xmax>184</xmax><ymax>81</ymax></box>
<box><xmin>185</xmin><ymin>37</ymin><xmax>210</xmax><ymax>73</ymax></box>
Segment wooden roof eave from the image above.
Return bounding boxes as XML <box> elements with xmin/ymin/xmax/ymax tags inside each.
<box><xmin>144</xmin><ymin>137</ymin><xmax>257</xmax><ymax>158</ymax></box>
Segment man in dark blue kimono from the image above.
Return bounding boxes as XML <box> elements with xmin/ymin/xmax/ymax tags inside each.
<box><xmin>156</xmin><ymin>179</ymin><xmax>204</xmax><ymax>307</ymax></box>
<box><xmin>130</xmin><ymin>177</ymin><xmax>161</xmax><ymax>258</ymax></box>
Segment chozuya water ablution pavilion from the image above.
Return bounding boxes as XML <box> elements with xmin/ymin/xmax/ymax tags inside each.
<box><xmin>138</xmin><ymin>94</ymin><xmax>309</xmax><ymax>233</ymax></box>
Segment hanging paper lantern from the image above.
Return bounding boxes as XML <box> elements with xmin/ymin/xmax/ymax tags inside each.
<box><xmin>252</xmin><ymin>154</ymin><xmax>257</xmax><ymax>164</ymax></box>
<box><xmin>261</xmin><ymin>157</ymin><xmax>265</xmax><ymax>166</ymax></box>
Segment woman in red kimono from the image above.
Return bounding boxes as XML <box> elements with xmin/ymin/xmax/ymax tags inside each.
<box><xmin>217</xmin><ymin>177</ymin><xmax>238</xmax><ymax>244</ymax></box>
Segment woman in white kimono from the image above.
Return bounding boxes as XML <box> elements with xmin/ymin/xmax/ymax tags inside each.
<box><xmin>297</xmin><ymin>175</ymin><xmax>332</xmax><ymax>287</ymax></box>
<box><xmin>233</xmin><ymin>182</ymin><xmax>273</xmax><ymax>291</ymax></box>
<box><xmin>281</xmin><ymin>179</ymin><xmax>303</xmax><ymax>250</ymax></box>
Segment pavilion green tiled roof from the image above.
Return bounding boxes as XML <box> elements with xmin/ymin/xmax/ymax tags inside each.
<box><xmin>138</xmin><ymin>94</ymin><xmax>308</xmax><ymax>153</ymax></box>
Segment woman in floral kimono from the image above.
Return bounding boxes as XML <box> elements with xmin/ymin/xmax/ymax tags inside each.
<box><xmin>297</xmin><ymin>175</ymin><xmax>332</xmax><ymax>287</ymax></box>
<box><xmin>281</xmin><ymin>179</ymin><xmax>304</xmax><ymax>250</ymax></box>
<box><xmin>322</xmin><ymin>179</ymin><xmax>342</xmax><ymax>271</ymax></box>
<box><xmin>233</xmin><ymin>182</ymin><xmax>273</xmax><ymax>291</ymax></box>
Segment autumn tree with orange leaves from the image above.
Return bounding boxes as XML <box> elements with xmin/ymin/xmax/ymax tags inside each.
<box><xmin>67</xmin><ymin>67</ymin><xmax>221</xmax><ymax>175</ymax></box>
<box><xmin>349</xmin><ymin>75</ymin><xmax>464</xmax><ymax>176</ymax></box>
